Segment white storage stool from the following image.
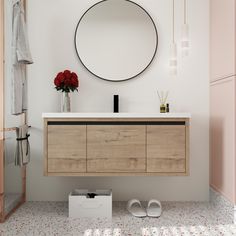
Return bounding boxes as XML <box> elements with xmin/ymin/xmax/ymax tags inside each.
<box><xmin>69</xmin><ymin>189</ymin><xmax>112</xmax><ymax>219</ymax></box>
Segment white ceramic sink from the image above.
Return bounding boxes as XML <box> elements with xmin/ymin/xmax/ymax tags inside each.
<box><xmin>42</xmin><ymin>112</ymin><xmax>191</xmax><ymax>118</ymax></box>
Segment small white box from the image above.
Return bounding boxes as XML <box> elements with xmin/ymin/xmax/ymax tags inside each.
<box><xmin>69</xmin><ymin>189</ymin><xmax>112</xmax><ymax>219</ymax></box>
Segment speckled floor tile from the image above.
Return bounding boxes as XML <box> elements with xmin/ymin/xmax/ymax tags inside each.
<box><xmin>0</xmin><ymin>189</ymin><xmax>234</xmax><ymax>236</ymax></box>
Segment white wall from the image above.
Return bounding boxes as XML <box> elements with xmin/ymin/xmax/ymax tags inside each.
<box><xmin>26</xmin><ymin>0</ymin><xmax>209</xmax><ymax>201</ymax></box>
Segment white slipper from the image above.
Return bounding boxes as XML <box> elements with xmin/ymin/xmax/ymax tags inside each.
<box><xmin>146</xmin><ymin>199</ymin><xmax>162</xmax><ymax>218</ymax></box>
<box><xmin>127</xmin><ymin>199</ymin><xmax>147</xmax><ymax>218</ymax></box>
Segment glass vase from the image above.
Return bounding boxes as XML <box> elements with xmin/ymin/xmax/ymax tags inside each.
<box><xmin>61</xmin><ymin>92</ymin><xmax>71</xmax><ymax>112</ymax></box>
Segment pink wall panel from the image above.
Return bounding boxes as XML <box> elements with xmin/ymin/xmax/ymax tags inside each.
<box><xmin>0</xmin><ymin>140</ymin><xmax>3</xmax><ymax>222</ymax></box>
<box><xmin>210</xmin><ymin>0</ymin><xmax>236</xmax><ymax>82</ymax></box>
<box><xmin>210</xmin><ymin>77</ymin><xmax>236</xmax><ymax>203</ymax></box>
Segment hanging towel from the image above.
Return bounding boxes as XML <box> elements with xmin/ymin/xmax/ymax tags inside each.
<box><xmin>11</xmin><ymin>0</ymin><xmax>33</xmax><ymax>115</ymax></box>
<box><xmin>15</xmin><ymin>125</ymin><xmax>30</xmax><ymax>166</ymax></box>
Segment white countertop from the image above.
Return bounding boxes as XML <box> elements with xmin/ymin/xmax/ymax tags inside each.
<box><xmin>42</xmin><ymin>113</ymin><xmax>191</xmax><ymax>118</ymax></box>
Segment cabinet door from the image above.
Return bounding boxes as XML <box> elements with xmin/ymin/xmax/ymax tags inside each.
<box><xmin>147</xmin><ymin>125</ymin><xmax>186</xmax><ymax>173</ymax></box>
<box><xmin>210</xmin><ymin>0</ymin><xmax>235</xmax><ymax>81</ymax></box>
<box><xmin>47</xmin><ymin>125</ymin><xmax>86</xmax><ymax>173</ymax></box>
<box><xmin>87</xmin><ymin>125</ymin><xmax>146</xmax><ymax>173</ymax></box>
<box><xmin>210</xmin><ymin>78</ymin><xmax>235</xmax><ymax>202</ymax></box>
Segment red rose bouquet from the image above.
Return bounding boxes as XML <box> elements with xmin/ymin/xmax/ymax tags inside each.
<box><xmin>54</xmin><ymin>70</ymin><xmax>79</xmax><ymax>93</ymax></box>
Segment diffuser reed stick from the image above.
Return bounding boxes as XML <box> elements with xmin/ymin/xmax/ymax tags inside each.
<box><xmin>157</xmin><ymin>91</ymin><xmax>162</xmax><ymax>103</ymax></box>
<box><xmin>163</xmin><ymin>91</ymin><xmax>169</xmax><ymax>104</ymax></box>
<box><xmin>157</xmin><ymin>90</ymin><xmax>169</xmax><ymax>104</ymax></box>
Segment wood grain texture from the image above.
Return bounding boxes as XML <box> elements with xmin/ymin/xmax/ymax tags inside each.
<box><xmin>87</xmin><ymin>125</ymin><xmax>146</xmax><ymax>172</ymax></box>
<box><xmin>43</xmin><ymin>119</ymin><xmax>48</xmax><ymax>175</ymax></box>
<box><xmin>48</xmin><ymin>159</ymin><xmax>86</xmax><ymax>173</ymax></box>
<box><xmin>21</xmin><ymin>166</ymin><xmax>26</xmax><ymax>202</ymax></box>
<box><xmin>45</xmin><ymin>172</ymin><xmax>189</xmax><ymax>177</ymax></box>
<box><xmin>44</xmin><ymin>118</ymin><xmax>189</xmax><ymax>176</ymax></box>
<box><xmin>47</xmin><ymin>125</ymin><xmax>86</xmax><ymax>173</ymax></box>
<box><xmin>185</xmin><ymin>122</ymin><xmax>190</xmax><ymax>175</ymax></box>
<box><xmin>147</xmin><ymin>125</ymin><xmax>186</xmax><ymax>173</ymax></box>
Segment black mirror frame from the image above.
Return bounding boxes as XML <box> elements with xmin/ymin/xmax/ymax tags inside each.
<box><xmin>74</xmin><ymin>0</ymin><xmax>158</xmax><ymax>82</ymax></box>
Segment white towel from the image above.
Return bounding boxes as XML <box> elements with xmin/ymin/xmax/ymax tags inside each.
<box><xmin>11</xmin><ymin>0</ymin><xmax>33</xmax><ymax>115</ymax></box>
<box><xmin>15</xmin><ymin>124</ymin><xmax>30</xmax><ymax>166</ymax></box>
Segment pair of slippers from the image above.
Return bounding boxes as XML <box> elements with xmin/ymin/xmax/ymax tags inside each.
<box><xmin>127</xmin><ymin>199</ymin><xmax>162</xmax><ymax>218</ymax></box>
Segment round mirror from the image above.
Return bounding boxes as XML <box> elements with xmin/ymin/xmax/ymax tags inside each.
<box><xmin>74</xmin><ymin>0</ymin><xmax>158</xmax><ymax>82</ymax></box>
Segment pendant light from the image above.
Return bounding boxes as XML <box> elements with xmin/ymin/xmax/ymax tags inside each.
<box><xmin>181</xmin><ymin>0</ymin><xmax>189</xmax><ymax>57</ymax></box>
<box><xmin>170</xmin><ymin>0</ymin><xmax>177</xmax><ymax>76</ymax></box>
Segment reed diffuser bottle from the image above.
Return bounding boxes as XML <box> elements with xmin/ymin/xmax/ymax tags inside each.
<box><xmin>157</xmin><ymin>91</ymin><xmax>169</xmax><ymax>113</ymax></box>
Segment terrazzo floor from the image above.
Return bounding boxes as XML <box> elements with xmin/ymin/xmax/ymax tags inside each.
<box><xmin>4</xmin><ymin>193</ymin><xmax>22</xmax><ymax>215</ymax></box>
<box><xmin>0</xmin><ymin>191</ymin><xmax>235</xmax><ymax>236</ymax></box>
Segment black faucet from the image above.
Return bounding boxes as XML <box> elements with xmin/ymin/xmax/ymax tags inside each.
<box><xmin>113</xmin><ymin>95</ymin><xmax>119</xmax><ymax>113</ymax></box>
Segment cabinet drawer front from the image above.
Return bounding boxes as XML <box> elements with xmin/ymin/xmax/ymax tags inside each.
<box><xmin>48</xmin><ymin>159</ymin><xmax>86</xmax><ymax>173</ymax></box>
<box><xmin>87</xmin><ymin>125</ymin><xmax>146</xmax><ymax>172</ymax></box>
<box><xmin>147</xmin><ymin>125</ymin><xmax>186</xmax><ymax>173</ymax></box>
<box><xmin>47</xmin><ymin>125</ymin><xmax>86</xmax><ymax>173</ymax></box>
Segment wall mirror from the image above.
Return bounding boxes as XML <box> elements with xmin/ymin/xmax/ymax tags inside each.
<box><xmin>74</xmin><ymin>0</ymin><xmax>158</xmax><ymax>82</ymax></box>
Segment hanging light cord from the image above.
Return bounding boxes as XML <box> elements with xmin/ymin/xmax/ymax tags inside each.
<box><xmin>184</xmin><ymin>0</ymin><xmax>187</xmax><ymax>24</ymax></box>
<box><xmin>172</xmin><ymin>0</ymin><xmax>175</xmax><ymax>43</ymax></box>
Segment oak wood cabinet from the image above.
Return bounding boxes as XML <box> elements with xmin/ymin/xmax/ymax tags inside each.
<box><xmin>147</xmin><ymin>125</ymin><xmax>186</xmax><ymax>173</ymax></box>
<box><xmin>87</xmin><ymin>125</ymin><xmax>146</xmax><ymax>173</ymax></box>
<box><xmin>44</xmin><ymin>118</ymin><xmax>189</xmax><ymax>176</ymax></box>
<box><xmin>47</xmin><ymin>125</ymin><xmax>86</xmax><ymax>173</ymax></box>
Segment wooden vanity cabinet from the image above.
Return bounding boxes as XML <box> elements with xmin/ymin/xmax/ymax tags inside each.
<box><xmin>46</xmin><ymin>124</ymin><xmax>86</xmax><ymax>173</ymax></box>
<box><xmin>87</xmin><ymin>125</ymin><xmax>146</xmax><ymax>173</ymax></box>
<box><xmin>147</xmin><ymin>125</ymin><xmax>186</xmax><ymax>173</ymax></box>
<box><xmin>44</xmin><ymin>118</ymin><xmax>189</xmax><ymax>176</ymax></box>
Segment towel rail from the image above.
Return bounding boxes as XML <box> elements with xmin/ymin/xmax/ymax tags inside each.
<box><xmin>0</xmin><ymin>125</ymin><xmax>31</xmax><ymax>133</ymax></box>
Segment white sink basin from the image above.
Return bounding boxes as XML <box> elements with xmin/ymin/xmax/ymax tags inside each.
<box><xmin>42</xmin><ymin>112</ymin><xmax>191</xmax><ymax>118</ymax></box>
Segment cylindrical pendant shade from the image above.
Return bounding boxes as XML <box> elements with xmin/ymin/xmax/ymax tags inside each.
<box><xmin>181</xmin><ymin>23</ymin><xmax>189</xmax><ymax>56</ymax></box>
<box><xmin>170</xmin><ymin>42</ymin><xmax>177</xmax><ymax>75</ymax></box>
